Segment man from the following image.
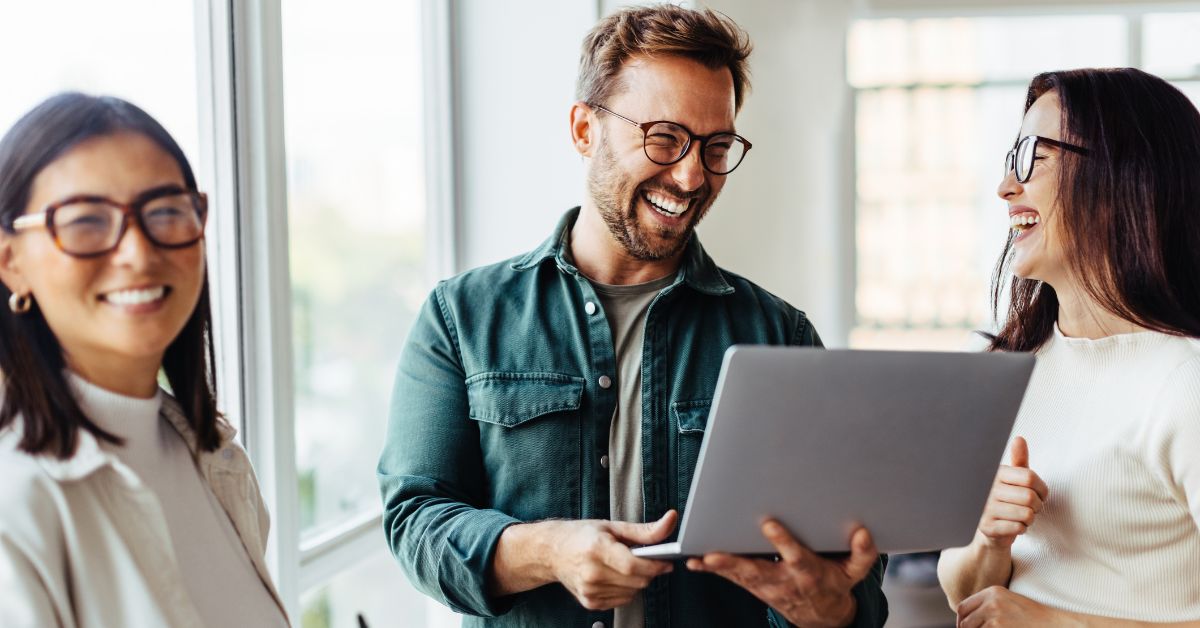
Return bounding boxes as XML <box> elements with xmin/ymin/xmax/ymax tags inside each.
<box><xmin>378</xmin><ymin>5</ymin><xmax>887</xmax><ymax>627</ymax></box>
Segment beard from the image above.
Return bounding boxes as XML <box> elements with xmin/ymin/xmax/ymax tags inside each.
<box><xmin>586</xmin><ymin>140</ymin><xmax>718</xmax><ymax>261</ymax></box>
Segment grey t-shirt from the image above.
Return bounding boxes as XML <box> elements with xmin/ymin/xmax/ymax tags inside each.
<box><xmin>592</xmin><ymin>273</ymin><xmax>675</xmax><ymax>628</ymax></box>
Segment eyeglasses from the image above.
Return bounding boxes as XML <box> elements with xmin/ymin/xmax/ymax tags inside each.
<box><xmin>10</xmin><ymin>185</ymin><xmax>207</xmax><ymax>258</ymax></box>
<box><xmin>590</xmin><ymin>104</ymin><xmax>752</xmax><ymax>175</ymax></box>
<box><xmin>1004</xmin><ymin>135</ymin><xmax>1088</xmax><ymax>184</ymax></box>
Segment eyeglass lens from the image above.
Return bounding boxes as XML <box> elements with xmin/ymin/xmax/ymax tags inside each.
<box><xmin>1005</xmin><ymin>136</ymin><xmax>1038</xmax><ymax>183</ymax></box>
<box><xmin>642</xmin><ymin>121</ymin><xmax>748</xmax><ymax>175</ymax></box>
<box><xmin>52</xmin><ymin>193</ymin><xmax>205</xmax><ymax>255</ymax></box>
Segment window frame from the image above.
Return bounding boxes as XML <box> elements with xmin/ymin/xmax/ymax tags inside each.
<box><xmin>193</xmin><ymin>0</ymin><xmax>457</xmax><ymax>617</ymax></box>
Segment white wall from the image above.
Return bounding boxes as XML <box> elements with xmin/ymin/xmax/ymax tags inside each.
<box><xmin>452</xmin><ymin>0</ymin><xmax>856</xmax><ymax>342</ymax></box>
<box><xmin>451</xmin><ymin>0</ymin><xmax>598</xmax><ymax>270</ymax></box>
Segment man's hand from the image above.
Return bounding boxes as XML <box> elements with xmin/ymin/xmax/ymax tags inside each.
<box><xmin>489</xmin><ymin>511</ymin><xmax>677</xmax><ymax>606</ymax></box>
<box><xmin>957</xmin><ymin>586</ymin><xmax>1080</xmax><ymax>628</ymax></box>
<box><xmin>977</xmin><ymin>437</ymin><xmax>1049</xmax><ymax>551</ymax></box>
<box><xmin>686</xmin><ymin>520</ymin><xmax>878</xmax><ymax>628</ymax></box>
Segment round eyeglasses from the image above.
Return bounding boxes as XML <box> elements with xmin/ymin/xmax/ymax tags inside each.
<box><xmin>10</xmin><ymin>185</ymin><xmax>208</xmax><ymax>258</ymax></box>
<box><xmin>591</xmin><ymin>104</ymin><xmax>752</xmax><ymax>175</ymax></box>
<box><xmin>1004</xmin><ymin>135</ymin><xmax>1088</xmax><ymax>183</ymax></box>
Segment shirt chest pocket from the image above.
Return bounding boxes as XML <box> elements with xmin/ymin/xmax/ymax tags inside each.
<box><xmin>465</xmin><ymin>372</ymin><xmax>585</xmax><ymax>520</ymax></box>
<box><xmin>672</xmin><ymin>399</ymin><xmax>712</xmax><ymax>513</ymax></box>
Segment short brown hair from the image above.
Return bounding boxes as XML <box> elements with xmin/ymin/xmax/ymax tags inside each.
<box><xmin>577</xmin><ymin>4</ymin><xmax>753</xmax><ymax>112</ymax></box>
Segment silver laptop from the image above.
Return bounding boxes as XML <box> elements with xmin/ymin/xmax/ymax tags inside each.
<box><xmin>632</xmin><ymin>345</ymin><xmax>1034</xmax><ymax>558</ymax></box>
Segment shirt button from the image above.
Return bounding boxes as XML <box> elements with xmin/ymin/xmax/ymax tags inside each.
<box><xmin>585</xmin><ymin>301</ymin><xmax>597</xmax><ymax>315</ymax></box>
<box><xmin>600</xmin><ymin>455</ymin><xmax>609</xmax><ymax>469</ymax></box>
<box><xmin>592</xmin><ymin>622</ymin><xmax>606</xmax><ymax>628</ymax></box>
<box><xmin>598</xmin><ymin>375</ymin><xmax>612</xmax><ymax>389</ymax></box>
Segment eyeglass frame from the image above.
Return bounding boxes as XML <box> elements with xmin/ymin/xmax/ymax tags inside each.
<box><xmin>1005</xmin><ymin>134</ymin><xmax>1088</xmax><ymax>184</ymax></box>
<box><xmin>589</xmin><ymin>103</ymin><xmax>752</xmax><ymax>175</ymax></box>
<box><xmin>9</xmin><ymin>184</ymin><xmax>209</xmax><ymax>258</ymax></box>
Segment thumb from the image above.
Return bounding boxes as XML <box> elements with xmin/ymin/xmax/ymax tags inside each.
<box><xmin>1010</xmin><ymin>436</ymin><xmax>1029</xmax><ymax>468</ymax></box>
<box><xmin>610</xmin><ymin>510</ymin><xmax>678</xmax><ymax>545</ymax></box>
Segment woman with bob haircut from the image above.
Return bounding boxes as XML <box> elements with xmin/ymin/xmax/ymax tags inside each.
<box><xmin>938</xmin><ymin>68</ymin><xmax>1200</xmax><ymax>627</ymax></box>
<box><xmin>0</xmin><ymin>93</ymin><xmax>289</xmax><ymax>627</ymax></box>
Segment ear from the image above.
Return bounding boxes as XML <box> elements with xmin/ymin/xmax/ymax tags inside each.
<box><xmin>569</xmin><ymin>101</ymin><xmax>597</xmax><ymax>158</ymax></box>
<box><xmin>0</xmin><ymin>233</ymin><xmax>29</xmax><ymax>297</ymax></box>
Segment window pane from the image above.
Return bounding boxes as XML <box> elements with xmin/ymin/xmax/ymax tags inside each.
<box><xmin>300</xmin><ymin>551</ymin><xmax>459</xmax><ymax>628</ymax></box>
<box><xmin>1144</xmin><ymin>14</ymin><xmax>1200</xmax><ymax>78</ymax></box>
<box><xmin>0</xmin><ymin>1</ymin><xmax>199</xmax><ymax>175</ymax></box>
<box><xmin>282</xmin><ymin>1</ymin><xmax>427</xmax><ymax>538</ymax></box>
<box><xmin>848</xmin><ymin>14</ymin><xmax>1131</xmax><ymax>351</ymax></box>
<box><xmin>849</xmin><ymin>16</ymin><xmax>1126</xmax><ymax>88</ymax></box>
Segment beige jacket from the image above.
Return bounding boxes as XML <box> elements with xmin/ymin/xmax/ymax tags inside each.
<box><xmin>0</xmin><ymin>397</ymin><xmax>288</xmax><ymax>628</ymax></box>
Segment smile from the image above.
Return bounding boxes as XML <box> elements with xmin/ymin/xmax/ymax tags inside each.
<box><xmin>1010</xmin><ymin>212</ymin><xmax>1040</xmax><ymax>234</ymax></box>
<box><xmin>100</xmin><ymin>285</ymin><xmax>169</xmax><ymax>306</ymax></box>
<box><xmin>642</xmin><ymin>190</ymin><xmax>691</xmax><ymax>217</ymax></box>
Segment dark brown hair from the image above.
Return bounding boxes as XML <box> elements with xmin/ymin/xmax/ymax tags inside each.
<box><xmin>0</xmin><ymin>92</ymin><xmax>221</xmax><ymax>458</ymax></box>
<box><xmin>988</xmin><ymin>68</ymin><xmax>1200</xmax><ymax>352</ymax></box>
<box><xmin>577</xmin><ymin>4</ymin><xmax>753</xmax><ymax>112</ymax></box>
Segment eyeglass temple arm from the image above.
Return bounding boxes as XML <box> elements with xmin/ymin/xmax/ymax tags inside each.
<box><xmin>11</xmin><ymin>213</ymin><xmax>46</xmax><ymax>231</ymax></box>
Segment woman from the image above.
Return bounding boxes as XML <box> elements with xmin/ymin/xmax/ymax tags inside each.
<box><xmin>938</xmin><ymin>68</ymin><xmax>1200</xmax><ymax>626</ymax></box>
<box><xmin>0</xmin><ymin>93</ymin><xmax>289</xmax><ymax>627</ymax></box>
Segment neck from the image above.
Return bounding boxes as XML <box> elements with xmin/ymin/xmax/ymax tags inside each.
<box><xmin>1052</xmin><ymin>278</ymin><xmax>1147</xmax><ymax>339</ymax></box>
<box><xmin>570</xmin><ymin>203</ymin><xmax>683</xmax><ymax>286</ymax></box>
<box><xmin>66</xmin><ymin>353</ymin><xmax>163</xmax><ymax>399</ymax></box>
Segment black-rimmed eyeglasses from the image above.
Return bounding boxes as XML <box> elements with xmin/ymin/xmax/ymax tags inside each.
<box><xmin>591</xmin><ymin>104</ymin><xmax>752</xmax><ymax>175</ymax></box>
<box><xmin>10</xmin><ymin>184</ymin><xmax>208</xmax><ymax>258</ymax></box>
<box><xmin>1005</xmin><ymin>134</ymin><xmax>1088</xmax><ymax>184</ymax></box>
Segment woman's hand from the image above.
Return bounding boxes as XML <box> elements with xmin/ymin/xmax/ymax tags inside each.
<box><xmin>956</xmin><ymin>586</ymin><xmax>1081</xmax><ymax>628</ymax></box>
<box><xmin>976</xmin><ymin>437</ymin><xmax>1048</xmax><ymax>550</ymax></box>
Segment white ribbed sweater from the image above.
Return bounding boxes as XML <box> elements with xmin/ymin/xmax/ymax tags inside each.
<box><xmin>1008</xmin><ymin>326</ymin><xmax>1200</xmax><ymax>621</ymax></box>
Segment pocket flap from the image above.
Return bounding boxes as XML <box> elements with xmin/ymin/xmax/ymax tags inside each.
<box><xmin>671</xmin><ymin>399</ymin><xmax>713</xmax><ymax>433</ymax></box>
<box><xmin>466</xmin><ymin>372</ymin><xmax>584</xmax><ymax>427</ymax></box>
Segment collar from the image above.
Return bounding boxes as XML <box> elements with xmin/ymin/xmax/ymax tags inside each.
<box><xmin>16</xmin><ymin>393</ymin><xmax>242</xmax><ymax>482</ymax></box>
<box><xmin>510</xmin><ymin>207</ymin><xmax>735</xmax><ymax>296</ymax></box>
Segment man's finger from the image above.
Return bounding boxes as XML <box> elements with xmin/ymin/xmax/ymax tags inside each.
<box><xmin>609</xmin><ymin>510</ymin><xmax>678</xmax><ymax>545</ymax></box>
<box><xmin>761</xmin><ymin>519</ymin><xmax>818</xmax><ymax>566</ymax></box>
<box><xmin>697</xmin><ymin>552</ymin><xmax>769</xmax><ymax>589</ymax></box>
<box><xmin>841</xmin><ymin>527</ymin><xmax>878</xmax><ymax>582</ymax></box>
<box><xmin>601</xmin><ymin>541</ymin><xmax>673</xmax><ymax>581</ymax></box>
<box><xmin>1010</xmin><ymin>436</ymin><xmax>1029</xmax><ymax>468</ymax></box>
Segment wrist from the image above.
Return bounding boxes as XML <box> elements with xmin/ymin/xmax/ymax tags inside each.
<box><xmin>493</xmin><ymin>522</ymin><xmax>558</xmax><ymax>593</ymax></box>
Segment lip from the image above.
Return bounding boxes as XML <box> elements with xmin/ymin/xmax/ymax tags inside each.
<box><xmin>640</xmin><ymin>193</ymin><xmax>691</xmax><ymax>228</ymax></box>
<box><xmin>1008</xmin><ymin>205</ymin><xmax>1041</xmax><ymax>243</ymax></box>
<box><xmin>98</xmin><ymin>284</ymin><xmax>172</xmax><ymax>315</ymax></box>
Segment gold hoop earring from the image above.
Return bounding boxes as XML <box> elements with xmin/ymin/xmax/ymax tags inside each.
<box><xmin>8</xmin><ymin>292</ymin><xmax>32</xmax><ymax>314</ymax></box>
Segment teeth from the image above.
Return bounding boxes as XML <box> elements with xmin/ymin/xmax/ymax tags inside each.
<box><xmin>645</xmin><ymin>192</ymin><xmax>689</xmax><ymax>215</ymax></box>
<box><xmin>104</xmin><ymin>286</ymin><xmax>166</xmax><ymax>306</ymax></box>
<box><xmin>1010</xmin><ymin>214</ymin><xmax>1041</xmax><ymax>230</ymax></box>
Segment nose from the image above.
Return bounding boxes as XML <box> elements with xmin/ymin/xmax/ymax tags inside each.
<box><xmin>669</xmin><ymin>141</ymin><xmax>706</xmax><ymax>192</ymax></box>
<box><xmin>997</xmin><ymin>168</ymin><xmax>1022</xmax><ymax>201</ymax></box>
<box><xmin>109</xmin><ymin>219</ymin><xmax>159</xmax><ymax>269</ymax></box>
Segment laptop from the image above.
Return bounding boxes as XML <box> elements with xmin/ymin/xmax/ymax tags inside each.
<box><xmin>632</xmin><ymin>345</ymin><xmax>1034</xmax><ymax>558</ymax></box>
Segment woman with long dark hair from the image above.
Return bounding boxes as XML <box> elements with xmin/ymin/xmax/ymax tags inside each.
<box><xmin>938</xmin><ymin>68</ymin><xmax>1200</xmax><ymax>626</ymax></box>
<box><xmin>0</xmin><ymin>93</ymin><xmax>289</xmax><ymax>627</ymax></box>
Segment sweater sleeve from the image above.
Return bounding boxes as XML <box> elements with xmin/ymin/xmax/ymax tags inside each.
<box><xmin>1146</xmin><ymin>357</ymin><xmax>1200</xmax><ymax>529</ymax></box>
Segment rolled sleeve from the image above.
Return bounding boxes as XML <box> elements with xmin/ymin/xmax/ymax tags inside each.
<box><xmin>377</xmin><ymin>286</ymin><xmax>521</xmax><ymax>617</ymax></box>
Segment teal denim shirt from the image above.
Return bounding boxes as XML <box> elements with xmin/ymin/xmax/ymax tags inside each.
<box><xmin>379</xmin><ymin>208</ymin><xmax>887</xmax><ymax>627</ymax></box>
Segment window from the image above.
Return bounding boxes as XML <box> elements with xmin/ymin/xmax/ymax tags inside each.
<box><xmin>0</xmin><ymin>1</ymin><xmax>199</xmax><ymax>186</ymax></box>
<box><xmin>847</xmin><ymin>12</ymin><xmax>1200</xmax><ymax>351</ymax></box>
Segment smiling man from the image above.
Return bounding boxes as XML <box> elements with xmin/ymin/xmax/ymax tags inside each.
<box><xmin>378</xmin><ymin>5</ymin><xmax>887</xmax><ymax>627</ymax></box>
